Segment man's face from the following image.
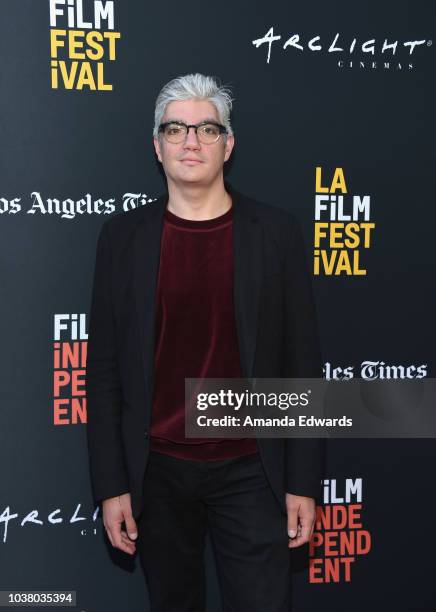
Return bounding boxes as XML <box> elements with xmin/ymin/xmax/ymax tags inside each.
<box><xmin>153</xmin><ymin>99</ymin><xmax>235</xmax><ymax>187</ymax></box>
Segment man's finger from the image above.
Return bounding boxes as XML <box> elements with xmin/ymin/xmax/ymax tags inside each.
<box><xmin>120</xmin><ymin>529</ymin><xmax>137</xmax><ymax>549</ymax></box>
<box><xmin>113</xmin><ymin>528</ymin><xmax>136</xmax><ymax>555</ymax></box>
<box><xmin>121</xmin><ymin>537</ymin><xmax>136</xmax><ymax>551</ymax></box>
<box><xmin>287</xmin><ymin>505</ymin><xmax>299</xmax><ymax>538</ymax></box>
<box><xmin>299</xmin><ymin>522</ymin><xmax>312</xmax><ymax>544</ymax></box>
<box><xmin>106</xmin><ymin>527</ymin><xmax>115</xmax><ymax>547</ymax></box>
<box><xmin>123</xmin><ymin>516</ymin><xmax>138</xmax><ymax>541</ymax></box>
<box><xmin>106</xmin><ymin>521</ymin><xmax>135</xmax><ymax>555</ymax></box>
<box><xmin>105</xmin><ymin>526</ymin><xmax>115</xmax><ymax>548</ymax></box>
<box><xmin>288</xmin><ymin>534</ymin><xmax>305</xmax><ymax>548</ymax></box>
<box><xmin>288</xmin><ymin>523</ymin><xmax>311</xmax><ymax>548</ymax></box>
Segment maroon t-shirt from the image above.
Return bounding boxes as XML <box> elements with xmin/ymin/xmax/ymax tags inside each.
<box><xmin>149</xmin><ymin>200</ymin><xmax>258</xmax><ymax>460</ymax></box>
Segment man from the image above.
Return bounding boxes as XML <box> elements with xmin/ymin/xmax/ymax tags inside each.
<box><xmin>86</xmin><ymin>73</ymin><xmax>324</xmax><ymax>611</ymax></box>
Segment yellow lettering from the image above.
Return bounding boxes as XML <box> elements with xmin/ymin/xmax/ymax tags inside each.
<box><xmin>360</xmin><ymin>223</ymin><xmax>375</xmax><ymax>247</ymax></box>
<box><xmin>344</xmin><ymin>223</ymin><xmax>360</xmax><ymax>248</ymax></box>
<box><xmin>352</xmin><ymin>251</ymin><xmax>366</xmax><ymax>275</ymax></box>
<box><xmin>335</xmin><ymin>250</ymin><xmax>352</xmax><ymax>275</ymax></box>
<box><xmin>76</xmin><ymin>62</ymin><xmax>96</xmax><ymax>90</ymax></box>
<box><xmin>104</xmin><ymin>32</ymin><xmax>121</xmax><ymax>60</ymax></box>
<box><xmin>314</xmin><ymin>222</ymin><xmax>329</xmax><ymax>247</ymax></box>
<box><xmin>51</xmin><ymin>60</ymin><xmax>58</xmax><ymax>88</ymax></box>
<box><xmin>331</xmin><ymin>168</ymin><xmax>347</xmax><ymax>193</ymax></box>
<box><xmin>86</xmin><ymin>31</ymin><xmax>104</xmax><ymax>60</ymax></box>
<box><xmin>329</xmin><ymin>223</ymin><xmax>345</xmax><ymax>248</ymax></box>
<box><xmin>97</xmin><ymin>62</ymin><xmax>112</xmax><ymax>90</ymax></box>
<box><xmin>59</xmin><ymin>60</ymin><xmax>78</xmax><ymax>89</ymax></box>
<box><xmin>321</xmin><ymin>250</ymin><xmax>337</xmax><ymax>275</ymax></box>
<box><xmin>314</xmin><ymin>250</ymin><xmax>320</xmax><ymax>275</ymax></box>
<box><xmin>69</xmin><ymin>30</ymin><xmax>85</xmax><ymax>59</ymax></box>
<box><xmin>315</xmin><ymin>167</ymin><xmax>329</xmax><ymax>193</ymax></box>
<box><xmin>50</xmin><ymin>29</ymin><xmax>66</xmax><ymax>58</ymax></box>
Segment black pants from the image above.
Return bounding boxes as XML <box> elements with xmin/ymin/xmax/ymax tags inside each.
<box><xmin>137</xmin><ymin>451</ymin><xmax>291</xmax><ymax>612</ymax></box>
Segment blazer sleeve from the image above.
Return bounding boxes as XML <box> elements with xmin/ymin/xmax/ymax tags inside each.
<box><xmin>86</xmin><ymin>220</ymin><xmax>130</xmax><ymax>504</ymax></box>
<box><xmin>283</xmin><ymin>215</ymin><xmax>325</xmax><ymax>500</ymax></box>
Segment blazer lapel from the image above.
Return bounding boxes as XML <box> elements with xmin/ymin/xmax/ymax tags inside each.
<box><xmin>132</xmin><ymin>193</ymin><xmax>167</xmax><ymax>404</ymax></box>
<box><xmin>230</xmin><ymin>185</ymin><xmax>263</xmax><ymax>379</ymax></box>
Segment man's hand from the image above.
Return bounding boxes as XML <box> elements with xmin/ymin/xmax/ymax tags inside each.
<box><xmin>102</xmin><ymin>492</ymin><xmax>138</xmax><ymax>555</ymax></box>
<box><xmin>286</xmin><ymin>493</ymin><xmax>316</xmax><ymax>549</ymax></box>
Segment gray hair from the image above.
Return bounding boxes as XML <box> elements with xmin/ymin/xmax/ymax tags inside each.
<box><xmin>153</xmin><ymin>73</ymin><xmax>234</xmax><ymax>139</ymax></box>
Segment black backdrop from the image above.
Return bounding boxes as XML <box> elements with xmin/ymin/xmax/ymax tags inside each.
<box><xmin>1</xmin><ymin>1</ymin><xmax>435</xmax><ymax>610</ymax></box>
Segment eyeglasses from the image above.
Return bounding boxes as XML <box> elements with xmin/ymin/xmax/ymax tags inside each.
<box><xmin>158</xmin><ymin>121</ymin><xmax>227</xmax><ymax>144</ymax></box>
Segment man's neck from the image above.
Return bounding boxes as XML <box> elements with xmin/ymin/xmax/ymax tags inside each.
<box><xmin>165</xmin><ymin>179</ymin><xmax>232</xmax><ymax>221</ymax></box>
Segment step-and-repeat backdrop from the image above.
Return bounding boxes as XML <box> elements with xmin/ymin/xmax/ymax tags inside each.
<box><xmin>1</xmin><ymin>1</ymin><xmax>435</xmax><ymax>610</ymax></box>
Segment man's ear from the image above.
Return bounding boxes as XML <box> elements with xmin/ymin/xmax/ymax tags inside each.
<box><xmin>153</xmin><ymin>137</ymin><xmax>162</xmax><ymax>163</ymax></box>
<box><xmin>224</xmin><ymin>134</ymin><xmax>235</xmax><ymax>162</ymax></box>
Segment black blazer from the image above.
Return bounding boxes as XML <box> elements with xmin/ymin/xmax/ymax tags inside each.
<box><xmin>86</xmin><ymin>182</ymin><xmax>325</xmax><ymax>520</ymax></box>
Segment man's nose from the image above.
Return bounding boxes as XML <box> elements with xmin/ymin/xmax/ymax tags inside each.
<box><xmin>183</xmin><ymin>127</ymin><xmax>201</xmax><ymax>149</ymax></box>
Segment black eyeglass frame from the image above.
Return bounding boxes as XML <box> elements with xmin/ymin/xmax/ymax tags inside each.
<box><xmin>158</xmin><ymin>120</ymin><xmax>228</xmax><ymax>143</ymax></box>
